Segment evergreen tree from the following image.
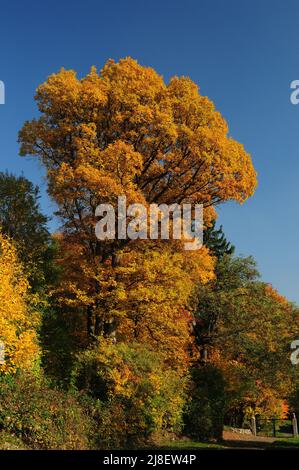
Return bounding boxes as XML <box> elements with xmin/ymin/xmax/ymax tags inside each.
<box><xmin>204</xmin><ymin>220</ymin><xmax>235</xmax><ymax>260</ymax></box>
<box><xmin>0</xmin><ymin>172</ymin><xmax>57</xmax><ymax>291</ymax></box>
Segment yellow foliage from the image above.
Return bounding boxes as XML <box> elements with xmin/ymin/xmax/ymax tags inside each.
<box><xmin>0</xmin><ymin>234</ymin><xmax>40</xmax><ymax>373</ymax></box>
<box><xmin>19</xmin><ymin>57</ymin><xmax>256</xmax><ymax>373</ymax></box>
<box><xmin>20</xmin><ymin>56</ymin><xmax>257</xmax><ymax>214</ymax></box>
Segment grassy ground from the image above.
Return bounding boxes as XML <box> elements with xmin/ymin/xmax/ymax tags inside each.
<box><xmin>159</xmin><ymin>440</ymin><xmax>225</xmax><ymax>449</ymax></box>
<box><xmin>0</xmin><ymin>431</ymin><xmax>28</xmax><ymax>450</ymax></box>
<box><xmin>158</xmin><ymin>435</ymin><xmax>299</xmax><ymax>450</ymax></box>
<box><xmin>272</xmin><ymin>437</ymin><xmax>299</xmax><ymax>447</ymax></box>
<box><xmin>1</xmin><ymin>430</ymin><xmax>299</xmax><ymax>451</ymax></box>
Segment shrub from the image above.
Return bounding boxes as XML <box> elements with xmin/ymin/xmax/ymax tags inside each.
<box><xmin>0</xmin><ymin>372</ymin><xmax>93</xmax><ymax>449</ymax></box>
<box><xmin>184</xmin><ymin>365</ymin><xmax>226</xmax><ymax>440</ymax></box>
<box><xmin>72</xmin><ymin>340</ymin><xmax>188</xmax><ymax>448</ymax></box>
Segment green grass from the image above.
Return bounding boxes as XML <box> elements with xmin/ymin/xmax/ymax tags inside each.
<box><xmin>272</xmin><ymin>437</ymin><xmax>299</xmax><ymax>448</ymax></box>
<box><xmin>1</xmin><ymin>430</ymin><xmax>299</xmax><ymax>451</ymax></box>
<box><xmin>160</xmin><ymin>438</ymin><xmax>299</xmax><ymax>450</ymax></box>
<box><xmin>158</xmin><ymin>440</ymin><xmax>225</xmax><ymax>449</ymax></box>
<box><xmin>158</xmin><ymin>435</ymin><xmax>299</xmax><ymax>450</ymax></box>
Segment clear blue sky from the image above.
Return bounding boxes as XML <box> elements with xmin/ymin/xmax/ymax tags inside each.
<box><xmin>0</xmin><ymin>0</ymin><xmax>299</xmax><ymax>302</ymax></box>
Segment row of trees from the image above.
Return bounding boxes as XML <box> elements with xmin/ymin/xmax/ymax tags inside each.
<box><xmin>0</xmin><ymin>58</ymin><xmax>298</xmax><ymax>448</ymax></box>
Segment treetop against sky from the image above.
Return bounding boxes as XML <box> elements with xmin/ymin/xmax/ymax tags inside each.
<box><xmin>0</xmin><ymin>0</ymin><xmax>299</xmax><ymax>301</ymax></box>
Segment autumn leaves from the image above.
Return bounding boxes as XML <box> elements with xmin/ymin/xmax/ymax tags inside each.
<box><xmin>0</xmin><ymin>235</ymin><xmax>40</xmax><ymax>372</ymax></box>
<box><xmin>0</xmin><ymin>57</ymin><xmax>260</xmax><ymax>439</ymax></box>
<box><xmin>16</xmin><ymin>56</ymin><xmax>257</xmax><ymax>380</ymax></box>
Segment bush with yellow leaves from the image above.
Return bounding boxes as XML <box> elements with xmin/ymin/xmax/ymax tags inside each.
<box><xmin>0</xmin><ymin>233</ymin><xmax>40</xmax><ymax>373</ymax></box>
<box><xmin>72</xmin><ymin>339</ymin><xmax>189</xmax><ymax>448</ymax></box>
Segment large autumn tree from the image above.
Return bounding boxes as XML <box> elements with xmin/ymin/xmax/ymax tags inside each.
<box><xmin>19</xmin><ymin>57</ymin><xmax>257</xmax><ymax>361</ymax></box>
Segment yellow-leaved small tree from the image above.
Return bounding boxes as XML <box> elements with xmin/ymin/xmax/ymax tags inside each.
<box><xmin>0</xmin><ymin>233</ymin><xmax>40</xmax><ymax>373</ymax></box>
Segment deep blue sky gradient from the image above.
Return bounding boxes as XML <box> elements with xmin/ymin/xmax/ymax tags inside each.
<box><xmin>1</xmin><ymin>0</ymin><xmax>299</xmax><ymax>302</ymax></box>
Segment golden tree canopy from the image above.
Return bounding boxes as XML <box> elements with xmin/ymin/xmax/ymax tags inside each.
<box><xmin>18</xmin><ymin>57</ymin><xmax>257</xmax><ymax>365</ymax></box>
<box><xmin>19</xmin><ymin>57</ymin><xmax>257</xmax><ymax>228</ymax></box>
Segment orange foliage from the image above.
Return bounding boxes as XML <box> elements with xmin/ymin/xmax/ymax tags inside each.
<box><xmin>19</xmin><ymin>57</ymin><xmax>256</xmax><ymax>373</ymax></box>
